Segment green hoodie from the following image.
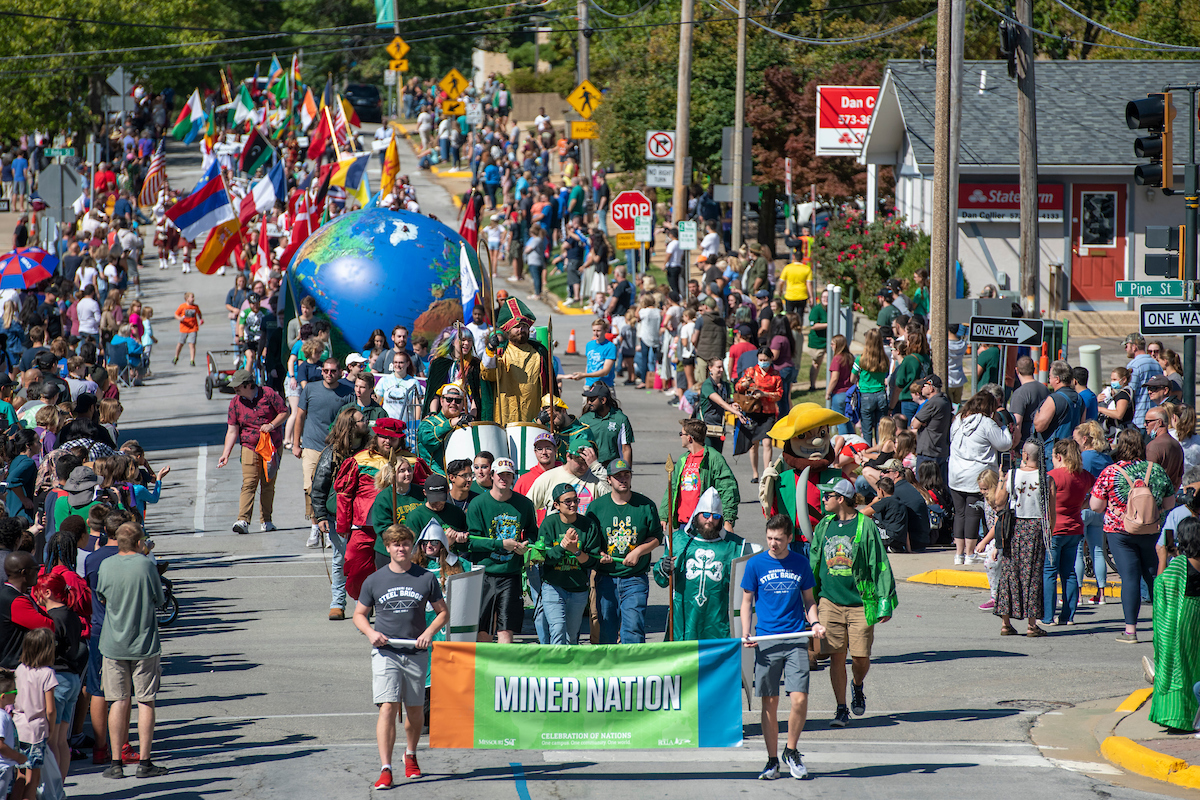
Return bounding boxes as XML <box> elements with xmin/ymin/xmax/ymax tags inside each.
<box><xmin>661</xmin><ymin>446</ymin><xmax>741</xmax><ymax>526</ymax></box>
<box><xmin>808</xmin><ymin>512</ymin><xmax>898</xmax><ymax>626</ymax></box>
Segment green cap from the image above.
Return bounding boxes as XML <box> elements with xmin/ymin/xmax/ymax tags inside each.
<box><xmin>567</xmin><ymin>435</ymin><xmax>596</xmax><ymax>455</ymax></box>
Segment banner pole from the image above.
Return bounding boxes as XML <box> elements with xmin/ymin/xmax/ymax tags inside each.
<box><xmin>664</xmin><ymin>457</ymin><xmax>676</xmax><ymax>641</ymax></box>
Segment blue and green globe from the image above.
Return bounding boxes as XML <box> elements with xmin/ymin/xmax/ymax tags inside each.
<box><xmin>288</xmin><ymin>207</ymin><xmax>479</xmax><ymax>351</ymax></box>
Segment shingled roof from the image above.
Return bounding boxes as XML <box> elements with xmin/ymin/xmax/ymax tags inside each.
<box><xmin>870</xmin><ymin>58</ymin><xmax>1200</xmax><ymax>169</ymax></box>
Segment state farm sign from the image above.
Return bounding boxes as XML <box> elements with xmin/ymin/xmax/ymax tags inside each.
<box><xmin>815</xmin><ymin>85</ymin><xmax>879</xmax><ymax>157</ymax></box>
<box><xmin>957</xmin><ymin>183</ymin><xmax>1064</xmax><ymax>222</ymax></box>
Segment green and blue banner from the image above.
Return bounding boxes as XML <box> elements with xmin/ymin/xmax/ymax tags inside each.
<box><xmin>430</xmin><ymin>640</ymin><xmax>744</xmax><ymax>749</ymax></box>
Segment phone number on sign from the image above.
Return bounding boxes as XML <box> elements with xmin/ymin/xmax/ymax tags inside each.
<box><xmin>836</xmin><ymin>114</ymin><xmax>873</xmax><ymax>127</ymax></box>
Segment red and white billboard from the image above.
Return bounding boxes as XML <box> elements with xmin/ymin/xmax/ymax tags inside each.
<box><xmin>957</xmin><ymin>183</ymin><xmax>1064</xmax><ymax>222</ymax></box>
<box><xmin>815</xmin><ymin>85</ymin><xmax>879</xmax><ymax>157</ymax></box>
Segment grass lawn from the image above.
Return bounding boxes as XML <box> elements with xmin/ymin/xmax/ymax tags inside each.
<box><xmin>545</xmin><ymin>261</ymin><xmax>670</xmax><ymax>302</ymax></box>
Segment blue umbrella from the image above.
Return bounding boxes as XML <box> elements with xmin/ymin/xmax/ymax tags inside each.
<box><xmin>0</xmin><ymin>247</ymin><xmax>57</xmax><ymax>290</ymax></box>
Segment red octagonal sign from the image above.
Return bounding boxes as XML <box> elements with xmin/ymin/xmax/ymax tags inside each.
<box><xmin>610</xmin><ymin>190</ymin><xmax>653</xmax><ymax>233</ymax></box>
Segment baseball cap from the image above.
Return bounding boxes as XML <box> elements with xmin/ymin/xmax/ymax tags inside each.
<box><xmin>424</xmin><ymin>474</ymin><xmax>449</xmax><ymax>502</ymax></box>
<box><xmin>493</xmin><ymin>457</ymin><xmax>517</xmax><ymax>475</ymax></box>
<box><xmin>828</xmin><ymin>478</ymin><xmax>856</xmax><ymax>499</ymax></box>
<box><xmin>755</xmin><ymin>289</ymin><xmax>770</xmax><ymax>299</ymax></box>
<box><xmin>567</xmin><ymin>435</ymin><xmax>595</xmax><ymax>455</ymax></box>
<box><xmin>581</xmin><ymin>382</ymin><xmax>612</xmax><ymax>399</ymax></box>
<box><xmin>552</xmin><ymin>483</ymin><xmax>577</xmax><ymax>501</ymax></box>
<box><xmin>346</xmin><ymin>353</ymin><xmax>367</xmax><ymax>367</ymax></box>
<box><xmin>880</xmin><ymin>458</ymin><xmax>905</xmax><ymax>472</ymax></box>
<box><xmin>541</xmin><ymin>393</ymin><xmax>568</xmax><ymax>409</ymax></box>
<box><xmin>922</xmin><ymin>374</ymin><xmax>943</xmax><ymax>389</ymax></box>
<box><xmin>228</xmin><ymin>369</ymin><xmax>254</xmax><ymax>388</ymax></box>
<box><xmin>533</xmin><ymin>432</ymin><xmax>557</xmax><ymax>449</ymax></box>
<box><xmin>0</xmin><ymin>376</ymin><xmax>14</xmax><ymax>390</ymax></box>
<box><xmin>1146</xmin><ymin>375</ymin><xmax>1171</xmax><ymax>389</ymax></box>
<box><xmin>607</xmin><ymin>458</ymin><xmax>632</xmax><ymax>475</ymax></box>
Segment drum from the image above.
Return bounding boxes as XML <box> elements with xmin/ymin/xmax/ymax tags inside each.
<box><xmin>506</xmin><ymin>422</ymin><xmax>551</xmax><ymax>474</ymax></box>
<box><xmin>444</xmin><ymin>422</ymin><xmax>508</xmax><ymax>470</ymax></box>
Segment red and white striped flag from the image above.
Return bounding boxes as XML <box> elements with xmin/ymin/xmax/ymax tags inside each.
<box><xmin>138</xmin><ymin>141</ymin><xmax>168</xmax><ymax>207</ymax></box>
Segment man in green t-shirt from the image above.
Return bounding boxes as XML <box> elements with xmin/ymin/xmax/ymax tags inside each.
<box><xmin>809</xmin><ymin>480</ymin><xmax>897</xmax><ymax>730</ymax></box>
<box><xmin>976</xmin><ymin>343</ymin><xmax>1000</xmax><ymax>387</ymax></box>
<box><xmin>875</xmin><ymin>288</ymin><xmax>900</xmax><ymax>330</ymax></box>
<box><xmin>747</xmin><ymin>242</ymin><xmax>770</xmax><ymax>296</ymax></box>
<box><xmin>807</xmin><ymin>290</ymin><xmax>829</xmax><ymax>392</ymax></box>
<box><xmin>464</xmin><ymin>458</ymin><xmax>538</xmax><ymax>643</ymax></box>
<box><xmin>537</xmin><ymin>484</ymin><xmax>606</xmax><ymax>644</ymax></box>
<box><xmin>578</xmin><ymin>382</ymin><xmax>634</xmax><ymax>465</ymax></box>
<box><xmin>586</xmin><ymin>458</ymin><xmax>662</xmax><ymax>644</ymax></box>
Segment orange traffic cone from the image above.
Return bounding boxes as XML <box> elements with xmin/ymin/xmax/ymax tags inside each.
<box><xmin>1038</xmin><ymin>342</ymin><xmax>1050</xmax><ymax>384</ymax></box>
<box><xmin>566</xmin><ymin>329</ymin><xmax>577</xmax><ymax>355</ymax></box>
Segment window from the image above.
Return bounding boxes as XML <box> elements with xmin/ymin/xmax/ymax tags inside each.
<box><xmin>1080</xmin><ymin>192</ymin><xmax>1117</xmax><ymax>247</ymax></box>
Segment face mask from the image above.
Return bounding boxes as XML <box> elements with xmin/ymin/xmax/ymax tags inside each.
<box><xmin>1110</xmin><ymin>380</ymin><xmax>1121</xmax><ymax>390</ymax></box>
<box><xmin>759</xmin><ymin>361</ymin><xmax>772</xmax><ymax>371</ymax></box>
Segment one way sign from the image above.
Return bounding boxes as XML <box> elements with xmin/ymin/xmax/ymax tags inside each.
<box><xmin>968</xmin><ymin>316</ymin><xmax>1044</xmax><ymax>346</ymax></box>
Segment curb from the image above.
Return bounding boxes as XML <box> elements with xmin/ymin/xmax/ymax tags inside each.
<box><xmin>1100</xmin><ymin>689</ymin><xmax>1200</xmax><ymax>789</ymax></box>
<box><xmin>555</xmin><ymin>300</ymin><xmax>593</xmax><ymax>316</ymax></box>
<box><xmin>906</xmin><ymin>568</ymin><xmax>1120</xmax><ymax>596</ymax></box>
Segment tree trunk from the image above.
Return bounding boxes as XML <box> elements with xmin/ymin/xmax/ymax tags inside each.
<box><xmin>758</xmin><ymin>184</ymin><xmax>777</xmax><ymax>254</ymax></box>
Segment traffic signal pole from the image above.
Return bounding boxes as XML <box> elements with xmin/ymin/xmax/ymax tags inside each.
<box><xmin>1164</xmin><ymin>84</ymin><xmax>1198</xmax><ymax>406</ymax></box>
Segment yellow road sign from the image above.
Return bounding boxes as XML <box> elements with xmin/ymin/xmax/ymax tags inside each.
<box><xmin>570</xmin><ymin>120</ymin><xmax>598</xmax><ymax>139</ymax></box>
<box><xmin>386</xmin><ymin>36</ymin><xmax>410</xmax><ymax>60</ymax></box>
<box><xmin>566</xmin><ymin>80</ymin><xmax>602</xmax><ymax>119</ymax></box>
<box><xmin>442</xmin><ymin>100</ymin><xmax>466</xmax><ymax>116</ymax></box>
<box><xmin>615</xmin><ymin>232</ymin><xmax>639</xmax><ymax>250</ymax></box>
<box><xmin>389</xmin><ymin>59</ymin><xmax>409</xmax><ymax>72</ymax></box>
<box><xmin>438</xmin><ymin>68</ymin><xmax>468</xmax><ymax>98</ymax></box>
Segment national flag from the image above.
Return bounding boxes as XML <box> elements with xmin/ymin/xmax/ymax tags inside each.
<box><xmin>253</xmin><ymin>214</ymin><xmax>273</xmax><ymax>283</ymax></box>
<box><xmin>278</xmin><ymin>195</ymin><xmax>311</xmax><ymax>272</ymax></box>
<box><xmin>164</xmin><ymin>162</ymin><xmax>235</xmax><ymax>242</ymax></box>
<box><xmin>330</xmin><ymin>153</ymin><xmax>371</xmax><ymax>207</ymax></box>
<box><xmin>170</xmin><ymin>89</ymin><xmax>206</xmax><ymax>143</ymax></box>
<box><xmin>239</xmin><ymin>161</ymin><xmax>288</xmax><ymax>225</ymax></box>
<box><xmin>230</xmin><ymin>84</ymin><xmax>256</xmax><ymax>127</ymax></box>
<box><xmin>460</xmin><ymin>243</ymin><xmax>480</xmax><ymax>323</ymax></box>
<box><xmin>309</xmin><ymin>163</ymin><xmax>334</xmax><ymax>221</ymax></box>
<box><xmin>306</xmin><ymin>113</ymin><xmax>330</xmax><ymax>161</ymax></box>
<box><xmin>340</xmin><ymin>95</ymin><xmax>361</xmax><ymax>128</ymax></box>
<box><xmin>331</xmin><ymin>98</ymin><xmax>352</xmax><ymax>150</ymax></box>
<box><xmin>290</xmin><ymin>53</ymin><xmax>301</xmax><ymax>86</ymax></box>
<box><xmin>379</xmin><ymin>136</ymin><xmax>400</xmax><ymax>200</ymax></box>
<box><xmin>196</xmin><ymin>217</ymin><xmax>244</xmax><ymax>275</ymax></box>
<box><xmin>137</xmin><ymin>141</ymin><xmax>168</xmax><ymax>207</ymax></box>
<box><xmin>299</xmin><ymin>87</ymin><xmax>318</xmax><ymax>131</ymax></box>
<box><xmin>321</xmin><ymin>76</ymin><xmax>335</xmax><ymax>110</ymax></box>
<box><xmin>270</xmin><ymin>110</ymin><xmax>292</xmax><ymax>140</ymax></box>
<box><xmin>458</xmin><ymin>190</ymin><xmax>479</xmax><ymax>249</ymax></box>
<box><xmin>240</xmin><ymin>126</ymin><xmax>276</xmax><ymax>175</ymax></box>
<box><xmin>267</xmin><ymin>55</ymin><xmax>284</xmax><ymax>87</ymax></box>
<box><xmin>269</xmin><ymin>55</ymin><xmax>290</xmax><ymax>107</ymax></box>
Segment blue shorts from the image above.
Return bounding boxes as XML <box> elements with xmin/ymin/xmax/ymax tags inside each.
<box><xmin>86</xmin><ymin>627</ymin><xmax>104</xmax><ymax>697</ymax></box>
<box><xmin>18</xmin><ymin>739</ymin><xmax>45</xmax><ymax>768</ymax></box>
<box><xmin>53</xmin><ymin>670</ymin><xmax>82</xmax><ymax>724</ymax></box>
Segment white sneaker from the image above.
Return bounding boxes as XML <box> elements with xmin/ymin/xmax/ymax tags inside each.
<box><xmin>217</xmin><ymin>266</ymin><xmax>226</xmax><ymax>276</ymax></box>
<box><xmin>168</xmin><ymin>253</ymin><xmax>176</xmax><ymax>265</ymax></box>
<box><xmin>261</xmin><ymin>521</ymin><xmax>277</xmax><ymax>532</ymax></box>
<box><xmin>305</xmin><ymin>524</ymin><xmax>321</xmax><ymax>548</ymax></box>
<box><xmin>232</xmin><ymin>520</ymin><xmax>250</xmax><ymax>535</ymax></box>
<box><xmin>966</xmin><ymin>554</ymin><xmax>985</xmax><ymax>565</ymax></box>
<box><xmin>954</xmin><ymin>554</ymin><xmax>966</xmax><ymax>565</ymax></box>
<box><xmin>782</xmin><ymin>747</ymin><xmax>807</xmax><ymax>779</ymax></box>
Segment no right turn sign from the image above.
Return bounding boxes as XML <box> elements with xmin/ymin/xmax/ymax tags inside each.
<box><xmin>645</xmin><ymin>130</ymin><xmax>675</xmax><ymax>162</ymax></box>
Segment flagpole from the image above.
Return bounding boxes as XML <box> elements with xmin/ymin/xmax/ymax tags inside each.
<box><xmin>324</xmin><ymin>105</ymin><xmax>341</xmax><ymax>161</ymax></box>
<box><xmin>220</xmin><ymin>69</ymin><xmax>232</xmax><ymax>104</ymax></box>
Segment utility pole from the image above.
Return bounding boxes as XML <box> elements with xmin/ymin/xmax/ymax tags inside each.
<box><xmin>948</xmin><ymin>0</ymin><xmax>965</xmax><ymax>286</ymax></box>
<box><xmin>929</xmin><ymin>0</ymin><xmax>953</xmax><ymax>381</ymax></box>
<box><xmin>392</xmin><ymin>0</ymin><xmax>400</xmax><ymax>117</ymax></box>
<box><xmin>1188</xmin><ymin>89</ymin><xmax>1197</xmax><ymax>407</ymax></box>
<box><xmin>1016</xmin><ymin>0</ymin><xmax>1039</xmax><ymax>313</ymax></box>
<box><xmin>671</xmin><ymin>0</ymin><xmax>694</xmax><ymax>225</ymax></box>
<box><xmin>730</xmin><ymin>0</ymin><xmax>748</xmax><ymax>252</ymax></box>
<box><xmin>577</xmin><ymin>0</ymin><xmax>592</xmax><ymax>200</ymax></box>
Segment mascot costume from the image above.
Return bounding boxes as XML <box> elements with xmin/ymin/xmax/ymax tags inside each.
<box><xmin>758</xmin><ymin>403</ymin><xmax>850</xmax><ymax>547</ymax></box>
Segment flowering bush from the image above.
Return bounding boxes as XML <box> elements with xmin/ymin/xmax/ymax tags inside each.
<box><xmin>812</xmin><ymin>211</ymin><xmax>920</xmax><ymax>315</ymax></box>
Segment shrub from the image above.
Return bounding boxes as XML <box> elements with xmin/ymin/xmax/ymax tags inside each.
<box><xmin>811</xmin><ymin>210</ymin><xmax>919</xmax><ymax>315</ymax></box>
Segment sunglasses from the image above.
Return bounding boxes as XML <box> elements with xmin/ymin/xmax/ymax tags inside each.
<box><xmin>443</xmin><ymin>396</ymin><xmax>463</xmax><ymax>403</ymax></box>
<box><xmin>321</xmin><ymin>368</ymin><xmax>337</xmax><ymax>374</ymax></box>
<box><xmin>698</xmin><ymin>512</ymin><xmax>721</xmax><ymax>519</ymax></box>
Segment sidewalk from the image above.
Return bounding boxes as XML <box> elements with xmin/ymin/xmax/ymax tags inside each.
<box><xmin>1099</xmin><ymin>689</ymin><xmax>1200</xmax><ymax>790</ymax></box>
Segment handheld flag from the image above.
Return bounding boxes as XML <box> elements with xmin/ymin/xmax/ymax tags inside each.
<box><xmin>299</xmin><ymin>87</ymin><xmax>318</xmax><ymax>130</ymax></box>
<box><xmin>196</xmin><ymin>217</ymin><xmax>244</xmax><ymax>275</ymax></box>
<box><xmin>138</xmin><ymin>141</ymin><xmax>168</xmax><ymax>207</ymax></box>
<box><xmin>305</xmin><ymin>113</ymin><xmax>330</xmax><ymax>161</ymax></box>
<box><xmin>254</xmin><ymin>214</ymin><xmax>273</xmax><ymax>284</ymax></box>
<box><xmin>380</xmin><ymin>135</ymin><xmax>400</xmax><ymax>199</ymax></box>
<box><xmin>331</xmin><ymin>97</ymin><xmax>352</xmax><ymax>151</ymax></box>
<box><xmin>240</xmin><ymin>126</ymin><xmax>276</xmax><ymax>175</ymax></box>
<box><xmin>170</xmin><ymin>89</ymin><xmax>206</xmax><ymax>144</ymax></box>
<box><xmin>239</xmin><ymin>160</ymin><xmax>288</xmax><ymax>225</ymax></box>
<box><xmin>330</xmin><ymin>153</ymin><xmax>371</xmax><ymax>207</ymax></box>
<box><xmin>458</xmin><ymin>191</ymin><xmax>478</xmax><ymax>249</ymax></box>
<box><xmin>340</xmin><ymin>95</ymin><xmax>361</xmax><ymax>129</ymax></box>
<box><xmin>164</xmin><ymin>162</ymin><xmax>235</xmax><ymax>242</ymax></box>
<box><xmin>277</xmin><ymin>195</ymin><xmax>311</xmax><ymax>272</ymax></box>
<box><xmin>460</xmin><ymin>243</ymin><xmax>480</xmax><ymax>323</ymax></box>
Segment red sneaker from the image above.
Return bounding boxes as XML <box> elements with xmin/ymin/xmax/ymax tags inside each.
<box><xmin>404</xmin><ymin>753</ymin><xmax>421</xmax><ymax>778</ymax></box>
<box><xmin>121</xmin><ymin>743</ymin><xmax>141</xmax><ymax>763</ymax></box>
<box><xmin>373</xmin><ymin>767</ymin><xmax>393</xmax><ymax>790</ymax></box>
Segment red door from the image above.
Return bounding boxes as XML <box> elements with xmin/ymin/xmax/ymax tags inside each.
<box><xmin>1070</xmin><ymin>184</ymin><xmax>1126</xmax><ymax>302</ymax></box>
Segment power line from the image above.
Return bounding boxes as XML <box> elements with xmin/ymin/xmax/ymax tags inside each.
<box><xmin>707</xmin><ymin>0</ymin><xmax>936</xmax><ymax>45</ymax></box>
<box><xmin>588</xmin><ymin>0</ymin><xmax>660</xmax><ymax>20</ymax></box>
<box><xmin>1046</xmin><ymin>0</ymin><xmax>1200</xmax><ymax>52</ymax></box>
<box><xmin>971</xmin><ymin>0</ymin><xmax>1200</xmax><ymax>53</ymax></box>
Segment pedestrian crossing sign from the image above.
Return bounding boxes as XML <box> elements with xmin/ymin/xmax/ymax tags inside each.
<box><xmin>386</xmin><ymin>36</ymin><xmax>410</xmax><ymax>60</ymax></box>
<box><xmin>439</xmin><ymin>68</ymin><xmax>469</xmax><ymax>99</ymax></box>
<box><xmin>567</xmin><ymin>80</ymin><xmax>602</xmax><ymax>119</ymax></box>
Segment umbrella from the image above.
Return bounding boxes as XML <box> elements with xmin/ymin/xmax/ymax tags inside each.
<box><xmin>0</xmin><ymin>247</ymin><xmax>57</xmax><ymax>290</ymax></box>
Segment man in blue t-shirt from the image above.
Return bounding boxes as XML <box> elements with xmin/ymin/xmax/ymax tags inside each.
<box><xmin>10</xmin><ymin>153</ymin><xmax>29</xmax><ymax>212</ymax></box>
<box><xmin>569</xmin><ymin>318</ymin><xmax>616</xmax><ymax>389</ymax></box>
<box><xmin>1072</xmin><ymin>366</ymin><xmax>1099</xmax><ymax>421</ymax></box>
<box><xmin>740</xmin><ymin>514</ymin><xmax>824</xmax><ymax>782</ymax></box>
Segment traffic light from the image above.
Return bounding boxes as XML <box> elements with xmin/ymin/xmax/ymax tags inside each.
<box><xmin>1126</xmin><ymin>92</ymin><xmax>1175</xmax><ymax>190</ymax></box>
<box><xmin>1145</xmin><ymin>224</ymin><xmax>1184</xmax><ymax>278</ymax></box>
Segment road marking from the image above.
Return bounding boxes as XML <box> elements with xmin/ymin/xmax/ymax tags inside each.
<box><xmin>178</xmin><ymin>574</ymin><xmax>331</xmax><ymax>581</ymax></box>
<box><xmin>1046</xmin><ymin>758</ymin><xmax>1123</xmax><ymax>775</ymax></box>
<box><xmin>193</xmin><ymin>444</ymin><xmax>207</xmax><ymax>536</ymax></box>
<box><xmin>510</xmin><ymin>763</ymin><xmax>534</xmax><ymax>800</ymax></box>
<box><xmin>540</xmin><ymin>749</ymin><xmax>1054</xmax><ymax>767</ymax></box>
<box><xmin>160</xmin><ymin>712</ymin><xmax>377</xmax><ymax>724</ymax></box>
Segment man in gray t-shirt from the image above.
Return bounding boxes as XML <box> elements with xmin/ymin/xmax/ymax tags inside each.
<box><xmin>1008</xmin><ymin>356</ymin><xmax>1049</xmax><ymax>449</ymax></box>
<box><xmin>294</xmin><ymin>357</ymin><xmax>354</xmax><ymax>529</ymax></box>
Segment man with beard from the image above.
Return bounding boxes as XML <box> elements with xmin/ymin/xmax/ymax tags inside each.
<box><xmin>578</xmin><ymin>382</ymin><xmax>634</xmax><ymax>465</ymax></box>
<box><xmin>417</xmin><ymin>383</ymin><xmax>471</xmax><ymax>475</ymax></box>
<box><xmin>481</xmin><ymin>297</ymin><xmax>552</xmax><ymax>424</ymax></box>
<box><xmin>653</xmin><ymin>487</ymin><xmax>753</xmax><ymax>640</ymax></box>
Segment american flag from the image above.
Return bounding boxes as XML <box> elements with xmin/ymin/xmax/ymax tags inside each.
<box><xmin>138</xmin><ymin>141</ymin><xmax>169</xmax><ymax>207</ymax></box>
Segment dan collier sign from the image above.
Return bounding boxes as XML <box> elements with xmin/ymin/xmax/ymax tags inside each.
<box><xmin>958</xmin><ymin>183</ymin><xmax>1064</xmax><ymax>223</ymax></box>
<box><xmin>815</xmin><ymin>85</ymin><xmax>879</xmax><ymax>157</ymax></box>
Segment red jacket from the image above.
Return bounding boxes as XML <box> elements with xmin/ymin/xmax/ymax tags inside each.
<box><xmin>335</xmin><ymin>450</ymin><xmax>390</xmax><ymax>535</ymax></box>
<box><xmin>735</xmin><ymin>365</ymin><xmax>784</xmax><ymax>417</ymax></box>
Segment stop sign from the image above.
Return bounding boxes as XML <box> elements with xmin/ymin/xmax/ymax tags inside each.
<box><xmin>610</xmin><ymin>190</ymin><xmax>653</xmax><ymax>232</ymax></box>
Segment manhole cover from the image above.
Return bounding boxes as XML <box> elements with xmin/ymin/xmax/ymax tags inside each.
<box><xmin>996</xmin><ymin>699</ymin><xmax>1074</xmax><ymax>711</ymax></box>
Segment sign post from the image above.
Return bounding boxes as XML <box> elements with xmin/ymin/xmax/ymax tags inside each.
<box><xmin>610</xmin><ymin>190</ymin><xmax>653</xmax><ymax>252</ymax></box>
<box><xmin>634</xmin><ymin>214</ymin><xmax>652</xmax><ymax>276</ymax></box>
<box><xmin>968</xmin><ymin>316</ymin><xmax>1044</xmax><ymax>346</ymax></box>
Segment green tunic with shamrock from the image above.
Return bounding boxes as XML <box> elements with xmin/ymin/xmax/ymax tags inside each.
<box><xmin>653</xmin><ymin>528</ymin><xmax>753</xmax><ymax>641</ymax></box>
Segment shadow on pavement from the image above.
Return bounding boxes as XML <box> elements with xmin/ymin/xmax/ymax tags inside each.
<box><xmin>874</xmin><ymin>649</ymin><xmax>1027</xmax><ymax>665</ymax></box>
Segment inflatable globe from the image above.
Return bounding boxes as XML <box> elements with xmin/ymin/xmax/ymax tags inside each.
<box><xmin>288</xmin><ymin>207</ymin><xmax>480</xmax><ymax>352</ymax></box>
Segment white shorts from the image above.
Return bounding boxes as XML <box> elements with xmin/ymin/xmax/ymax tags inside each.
<box><xmin>371</xmin><ymin>648</ymin><xmax>427</xmax><ymax>706</ymax></box>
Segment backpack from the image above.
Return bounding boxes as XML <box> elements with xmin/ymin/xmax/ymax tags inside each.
<box><xmin>1114</xmin><ymin>464</ymin><xmax>1161</xmax><ymax>535</ymax></box>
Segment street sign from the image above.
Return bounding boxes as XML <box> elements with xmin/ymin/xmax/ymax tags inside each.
<box><xmin>968</xmin><ymin>316</ymin><xmax>1044</xmax><ymax>346</ymax></box>
<box><xmin>37</xmin><ymin>164</ymin><xmax>83</xmax><ymax>225</ymax></box>
<box><xmin>1140</xmin><ymin>303</ymin><xmax>1200</xmax><ymax>335</ymax></box>
<box><xmin>566</xmin><ymin>80</ymin><xmax>602</xmax><ymax>119</ymax></box>
<box><xmin>677</xmin><ymin>220</ymin><xmax>697</xmax><ymax>250</ymax></box>
<box><xmin>645</xmin><ymin>130</ymin><xmax>675</xmax><ymax>161</ymax></box>
<box><xmin>383</xmin><ymin>70</ymin><xmax>397</xmax><ymax>86</ymax></box>
<box><xmin>106</xmin><ymin>66</ymin><xmax>131</xmax><ymax>96</ymax></box>
<box><xmin>615</xmin><ymin>232</ymin><xmax>638</xmax><ymax>250</ymax></box>
<box><xmin>386</xmin><ymin>36</ymin><xmax>410</xmax><ymax>60</ymax></box>
<box><xmin>466</xmin><ymin>102</ymin><xmax>484</xmax><ymax>126</ymax></box>
<box><xmin>438</xmin><ymin>68</ymin><xmax>468</xmax><ymax>98</ymax></box>
<box><xmin>442</xmin><ymin>100</ymin><xmax>465</xmax><ymax>116</ymax></box>
<box><xmin>45</xmin><ymin>148</ymin><xmax>74</xmax><ymax>158</ymax></box>
<box><xmin>1115</xmin><ymin>280</ymin><xmax>1184</xmax><ymax>299</ymax></box>
<box><xmin>569</xmin><ymin>120</ymin><xmax>597</xmax><ymax>139</ymax></box>
<box><xmin>646</xmin><ymin>163</ymin><xmax>673</xmax><ymax>187</ymax></box>
<box><xmin>389</xmin><ymin>59</ymin><xmax>409</xmax><ymax>72</ymax></box>
<box><xmin>634</xmin><ymin>215</ymin><xmax>652</xmax><ymax>243</ymax></box>
<box><xmin>610</xmin><ymin>190</ymin><xmax>652</xmax><ymax>233</ymax></box>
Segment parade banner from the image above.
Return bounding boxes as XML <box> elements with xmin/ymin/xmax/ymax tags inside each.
<box><xmin>430</xmin><ymin>640</ymin><xmax>743</xmax><ymax>749</ymax></box>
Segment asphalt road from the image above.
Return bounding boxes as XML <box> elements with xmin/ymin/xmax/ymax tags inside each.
<box><xmin>62</xmin><ymin>134</ymin><xmax>1177</xmax><ymax>799</ymax></box>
